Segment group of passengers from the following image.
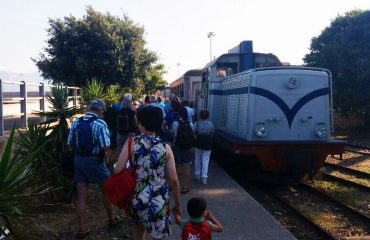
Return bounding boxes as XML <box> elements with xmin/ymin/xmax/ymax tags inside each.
<box><xmin>67</xmin><ymin>94</ymin><xmax>221</xmax><ymax>240</ymax></box>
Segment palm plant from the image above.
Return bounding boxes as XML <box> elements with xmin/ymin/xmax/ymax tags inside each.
<box><xmin>104</xmin><ymin>84</ymin><xmax>122</xmax><ymax>107</ymax></box>
<box><xmin>82</xmin><ymin>78</ymin><xmax>105</xmax><ymax>106</ymax></box>
<box><xmin>0</xmin><ymin>127</ymin><xmax>49</xmax><ymax>237</ymax></box>
<box><xmin>15</xmin><ymin>122</ymin><xmax>71</xmax><ymax>201</ymax></box>
<box><xmin>42</xmin><ymin>85</ymin><xmax>79</xmax><ymax>199</ymax></box>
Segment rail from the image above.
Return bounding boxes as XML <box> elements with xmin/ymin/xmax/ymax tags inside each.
<box><xmin>0</xmin><ymin>78</ymin><xmax>82</xmax><ymax>136</ymax></box>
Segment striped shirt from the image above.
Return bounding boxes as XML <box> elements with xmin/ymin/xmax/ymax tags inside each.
<box><xmin>67</xmin><ymin>113</ymin><xmax>110</xmax><ymax>155</ymax></box>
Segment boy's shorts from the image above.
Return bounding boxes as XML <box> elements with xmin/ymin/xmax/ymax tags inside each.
<box><xmin>174</xmin><ymin>147</ymin><xmax>194</xmax><ymax>165</ymax></box>
<box><xmin>74</xmin><ymin>155</ymin><xmax>110</xmax><ymax>184</ymax></box>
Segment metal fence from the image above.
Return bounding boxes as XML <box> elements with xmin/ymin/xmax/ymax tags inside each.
<box><xmin>0</xmin><ymin>78</ymin><xmax>82</xmax><ymax>136</ymax></box>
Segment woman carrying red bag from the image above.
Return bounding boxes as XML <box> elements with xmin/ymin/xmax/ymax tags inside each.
<box><xmin>114</xmin><ymin>106</ymin><xmax>181</xmax><ymax>240</ymax></box>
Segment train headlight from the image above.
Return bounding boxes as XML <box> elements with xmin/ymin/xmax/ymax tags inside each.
<box><xmin>255</xmin><ymin>124</ymin><xmax>268</xmax><ymax>137</ymax></box>
<box><xmin>315</xmin><ymin>124</ymin><xmax>327</xmax><ymax>138</ymax></box>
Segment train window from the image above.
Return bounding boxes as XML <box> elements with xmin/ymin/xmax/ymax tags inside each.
<box><xmin>216</xmin><ymin>62</ymin><xmax>237</xmax><ymax>74</ymax></box>
<box><xmin>216</xmin><ymin>70</ymin><xmax>227</xmax><ymax>77</ymax></box>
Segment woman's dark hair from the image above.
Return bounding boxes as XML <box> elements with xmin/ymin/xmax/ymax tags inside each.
<box><xmin>144</xmin><ymin>95</ymin><xmax>150</xmax><ymax>104</ymax></box>
<box><xmin>181</xmin><ymin>100</ymin><xmax>189</xmax><ymax>107</ymax></box>
<box><xmin>199</xmin><ymin>109</ymin><xmax>209</xmax><ymax>119</ymax></box>
<box><xmin>178</xmin><ymin>106</ymin><xmax>188</xmax><ymax>121</ymax></box>
<box><xmin>187</xmin><ymin>198</ymin><xmax>207</xmax><ymax>218</ymax></box>
<box><xmin>136</xmin><ymin>106</ymin><xmax>163</xmax><ymax>132</ymax></box>
<box><xmin>171</xmin><ymin>100</ymin><xmax>181</xmax><ymax>112</ymax></box>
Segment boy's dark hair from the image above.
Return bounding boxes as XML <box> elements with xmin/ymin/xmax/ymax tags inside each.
<box><xmin>136</xmin><ymin>106</ymin><xmax>163</xmax><ymax>132</ymax></box>
<box><xmin>187</xmin><ymin>197</ymin><xmax>207</xmax><ymax>218</ymax></box>
<box><xmin>199</xmin><ymin>109</ymin><xmax>209</xmax><ymax>119</ymax></box>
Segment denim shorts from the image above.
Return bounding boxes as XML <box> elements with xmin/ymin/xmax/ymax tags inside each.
<box><xmin>74</xmin><ymin>155</ymin><xmax>110</xmax><ymax>184</ymax></box>
<box><xmin>174</xmin><ymin>147</ymin><xmax>194</xmax><ymax>165</ymax></box>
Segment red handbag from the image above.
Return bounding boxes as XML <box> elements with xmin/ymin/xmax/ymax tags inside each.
<box><xmin>103</xmin><ymin>137</ymin><xmax>136</xmax><ymax>209</ymax></box>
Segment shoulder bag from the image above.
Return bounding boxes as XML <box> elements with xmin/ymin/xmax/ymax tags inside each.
<box><xmin>103</xmin><ymin>137</ymin><xmax>136</xmax><ymax>209</ymax></box>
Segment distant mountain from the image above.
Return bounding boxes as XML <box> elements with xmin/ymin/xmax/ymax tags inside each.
<box><xmin>0</xmin><ymin>71</ymin><xmax>49</xmax><ymax>92</ymax></box>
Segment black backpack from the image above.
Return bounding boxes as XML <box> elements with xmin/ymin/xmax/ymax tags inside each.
<box><xmin>116</xmin><ymin>109</ymin><xmax>134</xmax><ymax>135</ymax></box>
<box><xmin>194</xmin><ymin>122</ymin><xmax>213</xmax><ymax>150</ymax></box>
<box><xmin>71</xmin><ymin>115</ymin><xmax>97</xmax><ymax>156</ymax></box>
<box><xmin>175</xmin><ymin>121</ymin><xmax>195</xmax><ymax>150</ymax></box>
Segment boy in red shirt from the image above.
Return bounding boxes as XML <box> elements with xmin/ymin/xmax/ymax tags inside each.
<box><xmin>175</xmin><ymin>197</ymin><xmax>223</xmax><ymax>240</ymax></box>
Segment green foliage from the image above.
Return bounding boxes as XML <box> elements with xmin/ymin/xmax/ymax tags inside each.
<box><xmin>43</xmin><ymin>85</ymin><xmax>78</xmax><ymax>198</ymax></box>
<box><xmin>82</xmin><ymin>79</ymin><xmax>122</xmax><ymax>108</ymax></box>
<box><xmin>304</xmin><ymin>10</ymin><xmax>370</xmax><ymax>125</ymax></box>
<box><xmin>81</xmin><ymin>78</ymin><xmax>105</xmax><ymax>105</ymax></box>
<box><xmin>15</xmin><ymin>122</ymin><xmax>72</xmax><ymax>200</ymax></box>
<box><xmin>104</xmin><ymin>84</ymin><xmax>122</xmax><ymax>107</ymax></box>
<box><xmin>142</xmin><ymin>64</ymin><xmax>168</xmax><ymax>95</ymax></box>
<box><xmin>0</xmin><ymin>127</ymin><xmax>49</xmax><ymax>236</ymax></box>
<box><xmin>33</xmin><ymin>6</ymin><xmax>159</xmax><ymax>90</ymax></box>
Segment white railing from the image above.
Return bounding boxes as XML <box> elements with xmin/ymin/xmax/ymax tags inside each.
<box><xmin>0</xmin><ymin>78</ymin><xmax>82</xmax><ymax>136</ymax></box>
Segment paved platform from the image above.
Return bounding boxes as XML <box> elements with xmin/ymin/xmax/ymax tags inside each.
<box><xmin>169</xmin><ymin>160</ymin><xmax>296</xmax><ymax>240</ymax></box>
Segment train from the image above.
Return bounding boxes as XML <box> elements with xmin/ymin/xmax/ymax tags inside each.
<box><xmin>170</xmin><ymin>40</ymin><xmax>346</xmax><ymax>183</ymax></box>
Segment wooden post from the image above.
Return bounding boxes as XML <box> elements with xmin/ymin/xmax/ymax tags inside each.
<box><xmin>39</xmin><ymin>83</ymin><xmax>46</xmax><ymax>122</ymax></box>
<box><xmin>20</xmin><ymin>81</ymin><xmax>27</xmax><ymax>128</ymax></box>
<box><xmin>0</xmin><ymin>79</ymin><xmax>4</xmax><ymax>136</ymax></box>
<box><xmin>73</xmin><ymin>87</ymin><xmax>77</xmax><ymax>107</ymax></box>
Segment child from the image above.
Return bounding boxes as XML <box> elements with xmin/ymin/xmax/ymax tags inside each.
<box><xmin>175</xmin><ymin>197</ymin><xmax>223</xmax><ymax>240</ymax></box>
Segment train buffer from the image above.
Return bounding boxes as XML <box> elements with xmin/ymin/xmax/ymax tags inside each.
<box><xmin>169</xmin><ymin>160</ymin><xmax>296</xmax><ymax>240</ymax></box>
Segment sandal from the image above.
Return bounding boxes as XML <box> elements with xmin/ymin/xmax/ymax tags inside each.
<box><xmin>76</xmin><ymin>231</ymin><xmax>90</xmax><ymax>239</ymax></box>
<box><xmin>181</xmin><ymin>187</ymin><xmax>189</xmax><ymax>194</ymax></box>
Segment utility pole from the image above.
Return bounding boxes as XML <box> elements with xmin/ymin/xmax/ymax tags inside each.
<box><xmin>207</xmin><ymin>32</ymin><xmax>215</xmax><ymax>61</ymax></box>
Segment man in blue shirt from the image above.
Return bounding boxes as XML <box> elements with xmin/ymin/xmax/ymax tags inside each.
<box><xmin>68</xmin><ymin>99</ymin><xmax>119</xmax><ymax>238</ymax></box>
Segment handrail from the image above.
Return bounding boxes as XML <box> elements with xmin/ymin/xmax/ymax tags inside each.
<box><xmin>0</xmin><ymin>78</ymin><xmax>82</xmax><ymax>136</ymax></box>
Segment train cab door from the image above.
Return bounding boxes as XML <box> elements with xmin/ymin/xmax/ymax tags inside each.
<box><xmin>199</xmin><ymin>71</ymin><xmax>209</xmax><ymax>110</ymax></box>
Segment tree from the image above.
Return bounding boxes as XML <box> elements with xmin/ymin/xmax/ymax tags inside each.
<box><xmin>142</xmin><ymin>64</ymin><xmax>168</xmax><ymax>95</ymax></box>
<box><xmin>303</xmin><ymin>10</ymin><xmax>370</xmax><ymax>126</ymax></box>
<box><xmin>33</xmin><ymin>7</ymin><xmax>159</xmax><ymax>90</ymax></box>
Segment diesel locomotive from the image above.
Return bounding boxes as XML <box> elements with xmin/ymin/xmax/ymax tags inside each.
<box><xmin>172</xmin><ymin>41</ymin><xmax>346</xmax><ymax>182</ymax></box>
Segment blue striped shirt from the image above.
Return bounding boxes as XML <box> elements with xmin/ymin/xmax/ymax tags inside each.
<box><xmin>67</xmin><ymin>113</ymin><xmax>111</xmax><ymax>154</ymax></box>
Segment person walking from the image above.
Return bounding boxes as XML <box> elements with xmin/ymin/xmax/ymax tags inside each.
<box><xmin>116</xmin><ymin>97</ymin><xmax>138</xmax><ymax>154</ymax></box>
<box><xmin>193</xmin><ymin>109</ymin><xmax>214</xmax><ymax>185</ymax></box>
<box><xmin>172</xmin><ymin>106</ymin><xmax>195</xmax><ymax>193</ymax></box>
<box><xmin>67</xmin><ymin>99</ymin><xmax>120</xmax><ymax>239</ymax></box>
<box><xmin>114</xmin><ymin>106</ymin><xmax>181</xmax><ymax>240</ymax></box>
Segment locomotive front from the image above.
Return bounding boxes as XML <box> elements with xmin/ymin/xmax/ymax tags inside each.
<box><xmin>211</xmin><ymin>67</ymin><xmax>346</xmax><ymax>181</ymax></box>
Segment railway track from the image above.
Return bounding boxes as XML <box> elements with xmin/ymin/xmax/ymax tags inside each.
<box><xmin>272</xmin><ymin>183</ymin><xmax>370</xmax><ymax>239</ymax></box>
<box><xmin>216</xmin><ymin>148</ymin><xmax>370</xmax><ymax>239</ymax></box>
<box><xmin>346</xmin><ymin>144</ymin><xmax>370</xmax><ymax>156</ymax></box>
<box><xmin>321</xmin><ymin>162</ymin><xmax>370</xmax><ymax>191</ymax></box>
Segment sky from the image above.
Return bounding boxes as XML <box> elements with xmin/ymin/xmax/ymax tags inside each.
<box><xmin>1</xmin><ymin>0</ymin><xmax>370</xmax><ymax>84</ymax></box>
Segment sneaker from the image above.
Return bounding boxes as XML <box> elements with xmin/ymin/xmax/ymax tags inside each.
<box><xmin>201</xmin><ymin>178</ymin><xmax>207</xmax><ymax>185</ymax></box>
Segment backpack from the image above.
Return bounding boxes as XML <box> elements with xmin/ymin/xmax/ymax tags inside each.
<box><xmin>116</xmin><ymin>109</ymin><xmax>135</xmax><ymax>135</ymax></box>
<box><xmin>195</xmin><ymin>122</ymin><xmax>213</xmax><ymax>150</ymax></box>
<box><xmin>175</xmin><ymin>121</ymin><xmax>195</xmax><ymax>150</ymax></box>
<box><xmin>182</xmin><ymin>220</ymin><xmax>211</xmax><ymax>240</ymax></box>
<box><xmin>71</xmin><ymin>115</ymin><xmax>97</xmax><ymax>156</ymax></box>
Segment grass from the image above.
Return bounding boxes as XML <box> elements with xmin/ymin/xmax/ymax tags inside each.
<box><xmin>11</xmin><ymin>187</ymin><xmax>132</xmax><ymax>240</ymax></box>
<box><xmin>310</xmin><ymin>180</ymin><xmax>370</xmax><ymax>217</ymax></box>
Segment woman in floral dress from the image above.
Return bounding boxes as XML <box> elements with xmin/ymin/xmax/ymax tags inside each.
<box><xmin>114</xmin><ymin>106</ymin><xmax>181</xmax><ymax>240</ymax></box>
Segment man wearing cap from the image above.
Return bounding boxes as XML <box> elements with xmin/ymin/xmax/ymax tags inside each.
<box><xmin>68</xmin><ymin>99</ymin><xmax>120</xmax><ymax>238</ymax></box>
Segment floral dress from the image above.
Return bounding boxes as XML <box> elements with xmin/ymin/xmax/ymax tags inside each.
<box><xmin>130</xmin><ymin>134</ymin><xmax>171</xmax><ymax>239</ymax></box>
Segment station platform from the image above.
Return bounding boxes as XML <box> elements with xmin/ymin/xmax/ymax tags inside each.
<box><xmin>169</xmin><ymin>160</ymin><xmax>296</xmax><ymax>240</ymax></box>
